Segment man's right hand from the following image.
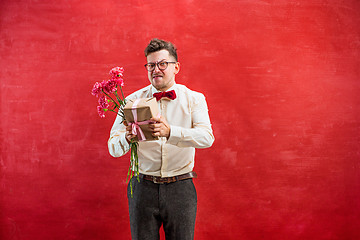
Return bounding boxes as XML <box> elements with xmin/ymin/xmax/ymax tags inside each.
<box><xmin>124</xmin><ymin>120</ymin><xmax>136</xmax><ymax>143</ymax></box>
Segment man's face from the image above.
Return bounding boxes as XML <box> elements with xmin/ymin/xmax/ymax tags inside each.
<box><xmin>146</xmin><ymin>49</ymin><xmax>180</xmax><ymax>92</ymax></box>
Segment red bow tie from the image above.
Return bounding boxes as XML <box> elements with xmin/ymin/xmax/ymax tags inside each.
<box><xmin>153</xmin><ymin>90</ymin><xmax>177</xmax><ymax>101</ymax></box>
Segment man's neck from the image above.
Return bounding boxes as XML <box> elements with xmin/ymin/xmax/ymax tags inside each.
<box><xmin>155</xmin><ymin>82</ymin><xmax>176</xmax><ymax>92</ymax></box>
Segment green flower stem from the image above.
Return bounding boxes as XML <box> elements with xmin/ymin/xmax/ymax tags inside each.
<box><xmin>108</xmin><ymin>109</ymin><xmax>124</xmax><ymax>118</ymax></box>
<box><xmin>128</xmin><ymin>141</ymin><xmax>140</xmax><ymax>198</ymax></box>
<box><xmin>114</xmin><ymin>91</ymin><xmax>123</xmax><ymax>106</ymax></box>
<box><xmin>102</xmin><ymin>91</ymin><xmax>120</xmax><ymax>109</ymax></box>
<box><xmin>119</xmin><ymin>86</ymin><xmax>126</xmax><ymax>103</ymax></box>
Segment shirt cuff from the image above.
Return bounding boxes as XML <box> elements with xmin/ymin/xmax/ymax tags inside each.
<box><xmin>120</xmin><ymin>133</ymin><xmax>130</xmax><ymax>149</ymax></box>
<box><xmin>167</xmin><ymin>125</ymin><xmax>182</xmax><ymax>145</ymax></box>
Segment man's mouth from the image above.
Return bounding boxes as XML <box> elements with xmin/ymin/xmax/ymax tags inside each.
<box><xmin>153</xmin><ymin>75</ymin><xmax>163</xmax><ymax>79</ymax></box>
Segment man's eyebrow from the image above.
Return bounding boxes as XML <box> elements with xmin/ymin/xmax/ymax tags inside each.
<box><xmin>148</xmin><ymin>59</ymin><xmax>167</xmax><ymax>63</ymax></box>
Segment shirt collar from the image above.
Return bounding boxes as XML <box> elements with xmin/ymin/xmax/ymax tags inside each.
<box><xmin>151</xmin><ymin>83</ymin><xmax>177</xmax><ymax>95</ymax></box>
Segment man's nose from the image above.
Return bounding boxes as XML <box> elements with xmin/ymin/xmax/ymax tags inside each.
<box><xmin>153</xmin><ymin>63</ymin><xmax>161</xmax><ymax>72</ymax></box>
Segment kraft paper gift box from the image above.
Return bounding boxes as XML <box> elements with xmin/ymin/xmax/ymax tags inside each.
<box><xmin>123</xmin><ymin>97</ymin><xmax>160</xmax><ymax>142</ymax></box>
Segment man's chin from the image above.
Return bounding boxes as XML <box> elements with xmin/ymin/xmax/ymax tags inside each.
<box><xmin>151</xmin><ymin>80</ymin><xmax>174</xmax><ymax>92</ymax></box>
<box><xmin>151</xmin><ymin>81</ymin><xmax>164</xmax><ymax>90</ymax></box>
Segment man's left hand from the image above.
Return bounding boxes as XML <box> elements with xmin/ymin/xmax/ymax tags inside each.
<box><xmin>150</xmin><ymin>115</ymin><xmax>171</xmax><ymax>139</ymax></box>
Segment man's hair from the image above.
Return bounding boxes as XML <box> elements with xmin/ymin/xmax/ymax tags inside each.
<box><xmin>144</xmin><ymin>38</ymin><xmax>178</xmax><ymax>61</ymax></box>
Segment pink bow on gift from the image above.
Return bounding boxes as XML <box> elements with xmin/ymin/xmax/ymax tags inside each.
<box><xmin>130</xmin><ymin>121</ymin><xmax>152</xmax><ymax>141</ymax></box>
<box><xmin>129</xmin><ymin>99</ymin><xmax>153</xmax><ymax>141</ymax></box>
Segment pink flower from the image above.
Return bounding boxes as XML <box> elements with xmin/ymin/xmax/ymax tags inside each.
<box><xmin>97</xmin><ymin>106</ymin><xmax>106</xmax><ymax>118</ymax></box>
<box><xmin>98</xmin><ymin>96</ymin><xmax>109</xmax><ymax>109</ymax></box>
<box><xmin>113</xmin><ymin>76</ymin><xmax>124</xmax><ymax>87</ymax></box>
<box><xmin>109</xmin><ymin>66</ymin><xmax>125</xmax><ymax>87</ymax></box>
<box><xmin>109</xmin><ymin>67</ymin><xmax>124</xmax><ymax>78</ymax></box>
<box><xmin>93</xmin><ymin>66</ymin><xmax>125</xmax><ymax>118</ymax></box>
<box><xmin>91</xmin><ymin>82</ymin><xmax>103</xmax><ymax>97</ymax></box>
<box><xmin>102</xmin><ymin>79</ymin><xmax>117</xmax><ymax>94</ymax></box>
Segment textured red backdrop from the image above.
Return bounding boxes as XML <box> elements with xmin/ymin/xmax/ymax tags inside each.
<box><xmin>1</xmin><ymin>0</ymin><xmax>360</xmax><ymax>239</ymax></box>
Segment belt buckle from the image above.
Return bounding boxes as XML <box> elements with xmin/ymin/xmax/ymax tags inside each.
<box><xmin>152</xmin><ymin>176</ymin><xmax>164</xmax><ymax>184</ymax></box>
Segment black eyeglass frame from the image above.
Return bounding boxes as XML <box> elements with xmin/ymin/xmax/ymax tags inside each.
<box><xmin>144</xmin><ymin>61</ymin><xmax>177</xmax><ymax>72</ymax></box>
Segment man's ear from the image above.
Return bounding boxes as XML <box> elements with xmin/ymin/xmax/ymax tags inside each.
<box><xmin>174</xmin><ymin>62</ymin><xmax>180</xmax><ymax>74</ymax></box>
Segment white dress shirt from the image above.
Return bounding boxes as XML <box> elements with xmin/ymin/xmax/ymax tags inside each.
<box><xmin>108</xmin><ymin>83</ymin><xmax>214</xmax><ymax>177</ymax></box>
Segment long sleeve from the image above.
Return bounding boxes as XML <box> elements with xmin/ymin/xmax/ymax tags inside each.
<box><xmin>167</xmin><ymin>93</ymin><xmax>214</xmax><ymax>148</ymax></box>
<box><xmin>108</xmin><ymin>112</ymin><xmax>130</xmax><ymax>157</ymax></box>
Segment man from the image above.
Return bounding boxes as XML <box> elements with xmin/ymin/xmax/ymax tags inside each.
<box><xmin>108</xmin><ymin>38</ymin><xmax>214</xmax><ymax>240</ymax></box>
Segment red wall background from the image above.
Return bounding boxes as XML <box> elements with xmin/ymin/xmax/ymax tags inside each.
<box><xmin>1</xmin><ymin>0</ymin><xmax>360</xmax><ymax>239</ymax></box>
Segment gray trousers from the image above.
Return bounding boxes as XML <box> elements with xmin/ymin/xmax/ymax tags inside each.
<box><xmin>127</xmin><ymin>176</ymin><xmax>197</xmax><ymax>240</ymax></box>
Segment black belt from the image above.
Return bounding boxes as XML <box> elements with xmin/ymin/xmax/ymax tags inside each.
<box><xmin>140</xmin><ymin>172</ymin><xmax>197</xmax><ymax>184</ymax></box>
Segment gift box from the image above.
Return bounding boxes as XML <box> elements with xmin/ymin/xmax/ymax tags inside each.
<box><xmin>123</xmin><ymin>97</ymin><xmax>160</xmax><ymax>141</ymax></box>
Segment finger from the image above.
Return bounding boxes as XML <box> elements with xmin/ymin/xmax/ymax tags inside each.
<box><xmin>152</xmin><ymin>131</ymin><xmax>160</xmax><ymax>137</ymax></box>
<box><xmin>123</xmin><ymin>120</ymin><xmax>128</xmax><ymax>126</ymax></box>
<box><xmin>152</xmin><ymin>127</ymin><xmax>161</xmax><ymax>133</ymax></box>
<box><xmin>153</xmin><ymin>124</ymin><xmax>164</xmax><ymax>131</ymax></box>
<box><xmin>126</xmin><ymin>133</ymin><xmax>136</xmax><ymax>140</ymax></box>
<box><xmin>149</xmin><ymin>123</ymin><xmax>161</xmax><ymax>130</ymax></box>
<box><xmin>150</xmin><ymin>116</ymin><xmax>161</xmax><ymax>123</ymax></box>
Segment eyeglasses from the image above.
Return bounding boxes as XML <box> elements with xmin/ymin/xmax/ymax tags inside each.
<box><xmin>144</xmin><ymin>61</ymin><xmax>177</xmax><ymax>72</ymax></box>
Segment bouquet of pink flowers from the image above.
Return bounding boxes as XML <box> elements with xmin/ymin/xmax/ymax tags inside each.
<box><xmin>91</xmin><ymin>66</ymin><xmax>139</xmax><ymax>196</ymax></box>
